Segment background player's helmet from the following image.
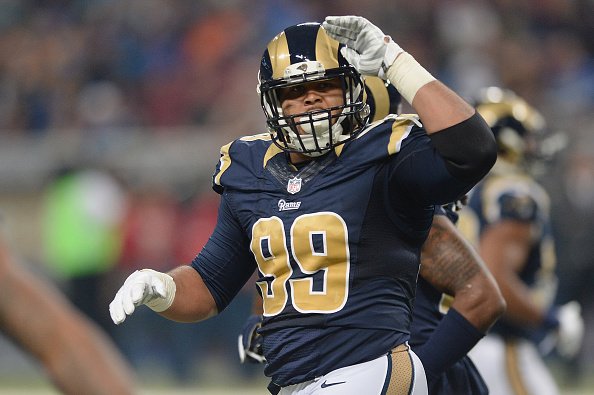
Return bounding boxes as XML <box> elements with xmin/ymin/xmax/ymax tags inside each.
<box><xmin>258</xmin><ymin>22</ymin><xmax>370</xmax><ymax>157</ymax></box>
<box><xmin>474</xmin><ymin>87</ymin><xmax>565</xmax><ymax>173</ymax></box>
<box><xmin>364</xmin><ymin>76</ymin><xmax>402</xmax><ymax>121</ymax></box>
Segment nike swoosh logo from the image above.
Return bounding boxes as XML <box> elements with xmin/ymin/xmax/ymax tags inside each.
<box><xmin>320</xmin><ymin>380</ymin><xmax>346</xmax><ymax>388</ymax></box>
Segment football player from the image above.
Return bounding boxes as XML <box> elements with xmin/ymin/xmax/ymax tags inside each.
<box><xmin>462</xmin><ymin>87</ymin><xmax>585</xmax><ymax>395</ymax></box>
<box><xmin>238</xmin><ymin>78</ymin><xmax>506</xmax><ymax>395</ymax></box>
<box><xmin>109</xmin><ymin>16</ymin><xmax>497</xmax><ymax>395</ymax></box>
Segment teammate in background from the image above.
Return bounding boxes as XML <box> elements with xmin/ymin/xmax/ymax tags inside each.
<box><xmin>0</xmin><ymin>229</ymin><xmax>137</xmax><ymax>394</ymax></box>
<box><xmin>110</xmin><ymin>16</ymin><xmax>497</xmax><ymax>394</ymax></box>
<box><xmin>462</xmin><ymin>87</ymin><xmax>585</xmax><ymax>395</ymax></box>
<box><xmin>238</xmin><ymin>78</ymin><xmax>506</xmax><ymax>395</ymax></box>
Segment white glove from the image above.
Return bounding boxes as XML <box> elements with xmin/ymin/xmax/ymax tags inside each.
<box><xmin>109</xmin><ymin>269</ymin><xmax>176</xmax><ymax>325</ymax></box>
<box><xmin>322</xmin><ymin>15</ymin><xmax>403</xmax><ymax>79</ymax></box>
<box><xmin>556</xmin><ymin>301</ymin><xmax>585</xmax><ymax>358</ymax></box>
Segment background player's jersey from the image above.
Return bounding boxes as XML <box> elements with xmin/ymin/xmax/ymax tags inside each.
<box><xmin>409</xmin><ymin>205</ymin><xmax>488</xmax><ymax>395</ymax></box>
<box><xmin>193</xmin><ymin>116</ymin><xmax>477</xmax><ymax>386</ymax></box>
<box><xmin>459</xmin><ymin>167</ymin><xmax>558</xmax><ymax>341</ymax></box>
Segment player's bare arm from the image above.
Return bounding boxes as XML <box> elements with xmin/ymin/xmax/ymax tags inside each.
<box><xmin>323</xmin><ymin>15</ymin><xmax>496</xmax><ymax>186</ymax></box>
<box><xmin>109</xmin><ymin>265</ymin><xmax>217</xmax><ymax>325</ymax></box>
<box><xmin>421</xmin><ymin>215</ymin><xmax>505</xmax><ymax>332</ymax></box>
<box><xmin>479</xmin><ymin>220</ymin><xmax>548</xmax><ymax>327</ymax></box>
<box><xmin>0</xmin><ymin>236</ymin><xmax>137</xmax><ymax>395</ymax></box>
<box><xmin>159</xmin><ymin>265</ymin><xmax>218</xmax><ymax>322</ymax></box>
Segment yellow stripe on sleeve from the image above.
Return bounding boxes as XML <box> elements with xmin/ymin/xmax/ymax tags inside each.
<box><xmin>213</xmin><ymin>141</ymin><xmax>233</xmax><ymax>188</ymax></box>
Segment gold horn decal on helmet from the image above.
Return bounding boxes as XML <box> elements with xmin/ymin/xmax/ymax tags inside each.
<box><xmin>365</xmin><ymin>77</ymin><xmax>390</xmax><ymax>121</ymax></box>
<box><xmin>297</xmin><ymin>64</ymin><xmax>308</xmax><ymax>72</ymax></box>
<box><xmin>316</xmin><ymin>28</ymin><xmax>340</xmax><ymax>69</ymax></box>
<box><xmin>268</xmin><ymin>32</ymin><xmax>291</xmax><ymax>79</ymax></box>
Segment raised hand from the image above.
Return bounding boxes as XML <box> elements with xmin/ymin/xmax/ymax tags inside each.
<box><xmin>322</xmin><ymin>15</ymin><xmax>403</xmax><ymax>79</ymax></box>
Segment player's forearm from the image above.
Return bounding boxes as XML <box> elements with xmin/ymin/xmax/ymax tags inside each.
<box><xmin>0</xmin><ymin>260</ymin><xmax>74</xmax><ymax>363</ymax></box>
<box><xmin>158</xmin><ymin>265</ymin><xmax>218</xmax><ymax>323</ymax></box>
<box><xmin>421</xmin><ymin>215</ymin><xmax>505</xmax><ymax>332</ymax></box>
<box><xmin>480</xmin><ymin>223</ymin><xmax>548</xmax><ymax>327</ymax></box>
<box><xmin>47</xmin><ymin>318</ymin><xmax>137</xmax><ymax>395</ymax></box>
<box><xmin>495</xmin><ymin>273</ymin><xmax>551</xmax><ymax>327</ymax></box>
<box><xmin>1</xmin><ymin>261</ymin><xmax>137</xmax><ymax>394</ymax></box>
<box><xmin>450</xmin><ymin>272</ymin><xmax>505</xmax><ymax>333</ymax></box>
<box><xmin>411</xmin><ymin>80</ymin><xmax>475</xmax><ymax>133</ymax></box>
<box><xmin>385</xmin><ymin>51</ymin><xmax>474</xmax><ymax>134</ymax></box>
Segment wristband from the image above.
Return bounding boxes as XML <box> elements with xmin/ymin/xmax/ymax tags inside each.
<box><xmin>385</xmin><ymin>52</ymin><xmax>436</xmax><ymax>105</ymax></box>
<box><xmin>143</xmin><ymin>270</ymin><xmax>177</xmax><ymax>312</ymax></box>
<box><xmin>413</xmin><ymin>308</ymin><xmax>484</xmax><ymax>382</ymax></box>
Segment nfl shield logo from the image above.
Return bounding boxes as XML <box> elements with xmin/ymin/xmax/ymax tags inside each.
<box><xmin>287</xmin><ymin>177</ymin><xmax>302</xmax><ymax>194</ymax></box>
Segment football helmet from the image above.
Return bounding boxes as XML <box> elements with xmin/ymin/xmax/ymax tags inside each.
<box><xmin>258</xmin><ymin>22</ymin><xmax>370</xmax><ymax>157</ymax></box>
<box><xmin>474</xmin><ymin>87</ymin><xmax>563</xmax><ymax>172</ymax></box>
<box><xmin>364</xmin><ymin>76</ymin><xmax>402</xmax><ymax>121</ymax></box>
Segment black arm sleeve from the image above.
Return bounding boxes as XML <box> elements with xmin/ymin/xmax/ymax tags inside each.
<box><xmin>428</xmin><ymin>111</ymin><xmax>497</xmax><ymax>183</ymax></box>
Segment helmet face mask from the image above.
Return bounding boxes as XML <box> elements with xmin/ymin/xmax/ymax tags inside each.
<box><xmin>258</xmin><ymin>23</ymin><xmax>370</xmax><ymax>157</ymax></box>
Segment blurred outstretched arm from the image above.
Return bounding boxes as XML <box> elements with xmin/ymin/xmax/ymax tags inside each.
<box><xmin>0</xmin><ymin>234</ymin><xmax>137</xmax><ymax>395</ymax></box>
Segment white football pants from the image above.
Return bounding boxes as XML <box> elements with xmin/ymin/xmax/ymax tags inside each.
<box><xmin>279</xmin><ymin>343</ymin><xmax>428</xmax><ymax>395</ymax></box>
<box><xmin>469</xmin><ymin>335</ymin><xmax>560</xmax><ymax>395</ymax></box>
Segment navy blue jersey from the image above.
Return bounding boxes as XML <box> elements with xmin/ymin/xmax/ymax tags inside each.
<box><xmin>192</xmin><ymin>115</ymin><xmax>478</xmax><ymax>386</ymax></box>
<box><xmin>460</xmin><ymin>167</ymin><xmax>558</xmax><ymax>341</ymax></box>
<box><xmin>410</xmin><ymin>205</ymin><xmax>488</xmax><ymax>395</ymax></box>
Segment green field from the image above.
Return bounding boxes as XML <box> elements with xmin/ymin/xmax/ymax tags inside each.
<box><xmin>0</xmin><ymin>377</ymin><xmax>592</xmax><ymax>395</ymax></box>
<box><xmin>0</xmin><ymin>342</ymin><xmax>592</xmax><ymax>395</ymax></box>
<box><xmin>0</xmin><ymin>386</ymin><xmax>590</xmax><ymax>395</ymax></box>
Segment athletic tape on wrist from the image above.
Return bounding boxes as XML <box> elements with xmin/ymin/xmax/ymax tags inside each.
<box><xmin>386</xmin><ymin>52</ymin><xmax>436</xmax><ymax>105</ymax></box>
<box><xmin>379</xmin><ymin>36</ymin><xmax>403</xmax><ymax>80</ymax></box>
<box><xmin>145</xmin><ymin>271</ymin><xmax>177</xmax><ymax>312</ymax></box>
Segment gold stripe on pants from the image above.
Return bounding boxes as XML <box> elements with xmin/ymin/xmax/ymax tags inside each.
<box><xmin>505</xmin><ymin>340</ymin><xmax>530</xmax><ymax>395</ymax></box>
<box><xmin>383</xmin><ymin>344</ymin><xmax>414</xmax><ymax>395</ymax></box>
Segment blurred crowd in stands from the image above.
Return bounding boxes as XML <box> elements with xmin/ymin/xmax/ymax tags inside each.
<box><xmin>0</xmin><ymin>0</ymin><xmax>591</xmax><ymax>134</ymax></box>
<box><xmin>0</xmin><ymin>0</ymin><xmax>593</xmax><ymax>388</ymax></box>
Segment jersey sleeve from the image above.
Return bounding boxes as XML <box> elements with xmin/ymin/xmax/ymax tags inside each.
<box><xmin>481</xmin><ymin>176</ymin><xmax>546</xmax><ymax>224</ymax></box>
<box><xmin>211</xmin><ymin>133</ymin><xmax>279</xmax><ymax>195</ymax></box>
<box><xmin>386</xmin><ymin>126</ymin><xmax>475</xmax><ymax>207</ymax></box>
<box><xmin>191</xmin><ymin>193</ymin><xmax>256</xmax><ymax>312</ymax></box>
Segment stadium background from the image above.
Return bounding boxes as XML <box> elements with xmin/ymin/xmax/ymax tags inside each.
<box><xmin>0</xmin><ymin>0</ymin><xmax>592</xmax><ymax>393</ymax></box>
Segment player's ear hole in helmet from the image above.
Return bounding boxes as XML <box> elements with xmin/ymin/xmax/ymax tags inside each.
<box><xmin>258</xmin><ymin>22</ymin><xmax>370</xmax><ymax>157</ymax></box>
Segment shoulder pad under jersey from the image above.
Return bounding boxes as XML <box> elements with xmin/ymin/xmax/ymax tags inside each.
<box><xmin>335</xmin><ymin>114</ymin><xmax>424</xmax><ymax>162</ymax></box>
<box><xmin>212</xmin><ymin>133</ymin><xmax>283</xmax><ymax>194</ymax></box>
<box><xmin>480</xmin><ymin>174</ymin><xmax>550</xmax><ymax>223</ymax></box>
